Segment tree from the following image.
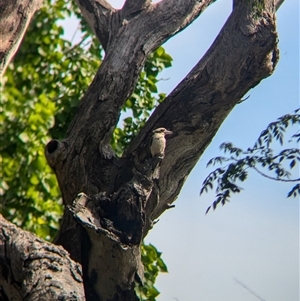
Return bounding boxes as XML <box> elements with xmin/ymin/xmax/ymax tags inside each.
<box><xmin>0</xmin><ymin>0</ymin><xmax>286</xmax><ymax>300</ymax></box>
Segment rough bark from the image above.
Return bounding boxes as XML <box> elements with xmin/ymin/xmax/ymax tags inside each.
<box><xmin>0</xmin><ymin>0</ymin><xmax>42</xmax><ymax>77</ymax></box>
<box><xmin>1</xmin><ymin>0</ymin><xmax>285</xmax><ymax>300</ymax></box>
<box><xmin>0</xmin><ymin>215</ymin><xmax>85</xmax><ymax>301</ymax></box>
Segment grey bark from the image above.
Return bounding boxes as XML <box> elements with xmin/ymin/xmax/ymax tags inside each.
<box><xmin>0</xmin><ymin>215</ymin><xmax>85</xmax><ymax>301</ymax></box>
<box><xmin>0</xmin><ymin>0</ymin><xmax>43</xmax><ymax>77</ymax></box>
<box><xmin>1</xmin><ymin>0</ymin><xmax>285</xmax><ymax>300</ymax></box>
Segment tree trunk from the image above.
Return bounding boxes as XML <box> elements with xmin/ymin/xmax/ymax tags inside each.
<box><xmin>1</xmin><ymin>0</ymin><xmax>284</xmax><ymax>300</ymax></box>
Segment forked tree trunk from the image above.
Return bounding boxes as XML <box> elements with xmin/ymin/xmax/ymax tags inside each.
<box><xmin>0</xmin><ymin>0</ymin><xmax>284</xmax><ymax>300</ymax></box>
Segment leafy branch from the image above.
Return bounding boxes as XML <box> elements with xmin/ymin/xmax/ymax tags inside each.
<box><xmin>201</xmin><ymin>108</ymin><xmax>300</xmax><ymax>214</ymax></box>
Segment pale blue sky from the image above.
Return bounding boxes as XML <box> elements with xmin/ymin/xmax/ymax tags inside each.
<box><xmin>64</xmin><ymin>0</ymin><xmax>299</xmax><ymax>300</ymax></box>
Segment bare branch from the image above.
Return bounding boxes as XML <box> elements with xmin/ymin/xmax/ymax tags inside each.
<box><xmin>153</xmin><ymin>0</ymin><xmax>215</xmax><ymax>39</ymax></box>
<box><xmin>75</xmin><ymin>0</ymin><xmax>115</xmax><ymax>49</ymax></box>
<box><xmin>234</xmin><ymin>278</ymin><xmax>267</xmax><ymax>301</ymax></box>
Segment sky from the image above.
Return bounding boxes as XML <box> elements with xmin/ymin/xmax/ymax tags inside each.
<box><xmin>64</xmin><ymin>1</ymin><xmax>299</xmax><ymax>300</ymax></box>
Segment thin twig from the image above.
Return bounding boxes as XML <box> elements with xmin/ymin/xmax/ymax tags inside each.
<box><xmin>63</xmin><ymin>37</ymin><xmax>88</xmax><ymax>55</ymax></box>
<box><xmin>229</xmin><ymin>156</ymin><xmax>300</xmax><ymax>183</ymax></box>
<box><xmin>234</xmin><ymin>278</ymin><xmax>267</xmax><ymax>301</ymax></box>
<box><xmin>253</xmin><ymin>166</ymin><xmax>300</xmax><ymax>182</ymax></box>
<box><xmin>70</xmin><ymin>24</ymin><xmax>80</xmax><ymax>44</ymax></box>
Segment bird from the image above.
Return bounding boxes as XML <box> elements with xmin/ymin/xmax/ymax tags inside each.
<box><xmin>150</xmin><ymin>127</ymin><xmax>173</xmax><ymax>158</ymax></box>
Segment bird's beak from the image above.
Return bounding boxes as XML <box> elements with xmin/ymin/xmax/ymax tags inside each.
<box><xmin>165</xmin><ymin>130</ymin><xmax>173</xmax><ymax>135</ymax></box>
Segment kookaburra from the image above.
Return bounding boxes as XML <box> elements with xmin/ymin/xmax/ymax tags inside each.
<box><xmin>150</xmin><ymin>127</ymin><xmax>173</xmax><ymax>158</ymax></box>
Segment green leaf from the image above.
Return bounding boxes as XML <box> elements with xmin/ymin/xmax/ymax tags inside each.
<box><xmin>290</xmin><ymin>159</ymin><xmax>296</xmax><ymax>169</ymax></box>
<box><xmin>157</xmin><ymin>257</ymin><xmax>168</xmax><ymax>272</ymax></box>
<box><xmin>156</xmin><ymin>46</ymin><xmax>164</xmax><ymax>56</ymax></box>
<box><xmin>19</xmin><ymin>132</ymin><xmax>30</xmax><ymax>143</ymax></box>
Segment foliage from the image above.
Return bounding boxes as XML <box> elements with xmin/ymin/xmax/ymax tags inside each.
<box><xmin>200</xmin><ymin>109</ymin><xmax>300</xmax><ymax>213</ymax></box>
<box><xmin>135</xmin><ymin>243</ymin><xmax>168</xmax><ymax>300</ymax></box>
<box><xmin>1</xmin><ymin>0</ymin><xmax>171</xmax><ymax>298</ymax></box>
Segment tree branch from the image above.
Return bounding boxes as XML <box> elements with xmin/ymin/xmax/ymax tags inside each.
<box><xmin>124</xmin><ymin>0</ymin><xmax>281</xmax><ymax>227</ymax></box>
<box><xmin>275</xmin><ymin>0</ymin><xmax>285</xmax><ymax>10</ymax></box>
<box><xmin>0</xmin><ymin>215</ymin><xmax>85</xmax><ymax>301</ymax></box>
<box><xmin>123</xmin><ymin>0</ymin><xmax>152</xmax><ymax>15</ymax></box>
<box><xmin>233</xmin><ymin>278</ymin><xmax>266</xmax><ymax>301</ymax></box>
<box><xmin>253</xmin><ymin>166</ymin><xmax>300</xmax><ymax>182</ymax></box>
<box><xmin>75</xmin><ymin>0</ymin><xmax>115</xmax><ymax>50</ymax></box>
<box><xmin>69</xmin><ymin>0</ymin><xmax>216</xmax><ymax>144</ymax></box>
<box><xmin>0</xmin><ymin>0</ymin><xmax>43</xmax><ymax>77</ymax></box>
<box><xmin>153</xmin><ymin>0</ymin><xmax>215</xmax><ymax>38</ymax></box>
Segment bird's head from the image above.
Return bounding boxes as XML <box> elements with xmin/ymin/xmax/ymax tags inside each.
<box><xmin>152</xmin><ymin>127</ymin><xmax>173</xmax><ymax>137</ymax></box>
